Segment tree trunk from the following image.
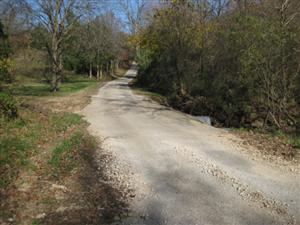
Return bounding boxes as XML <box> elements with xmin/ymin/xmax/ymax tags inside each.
<box><xmin>50</xmin><ymin>21</ymin><xmax>61</xmax><ymax>92</ymax></box>
<box><xmin>89</xmin><ymin>62</ymin><xmax>93</xmax><ymax>79</ymax></box>
<box><xmin>106</xmin><ymin>63</ymin><xmax>109</xmax><ymax>76</ymax></box>
<box><xmin>96</xmin><ymin>64</ymin><xmax>100</xmax><ymax>80</ymax></box>
<box><xmin>51</xmin><ymin>73</ymin><xmax>57</xmax><ymax>92</ymax></box>
<box><xmin>51</xmin><ymin>42</ymin><xmax>61</xmax><ymax>92</ymax></box>
<box><xmin>59</xmin><ymin>53</ymin><xmax>63</xmax><ymax>81</ymax></box>
<box><xmin>180</xmin><ymin>79</ymin><xmax>186</xmax><ymax>95</ymax></box>
<box><xmin>100</xmin><ymin>65</ymin><xmax>103</xmax><ymax>79</ymax></box>
<box><xmin>115</xmin><ymin>60</ymin><xmax>119</xmax><ymax>71</ymax></box>
<box><xmin>110</xmin><ymin>60</ymin><xmax>114</xmax><ymax>76</ymax></box>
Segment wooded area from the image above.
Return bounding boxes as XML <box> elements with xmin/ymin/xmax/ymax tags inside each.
<box><xmin>136</xmin><ymin>0</ymin><xmax>300</xmax><ymax>133</ymax></box>
<box><xmin>0</xmin><ymin>0</ymin><xmax>140</xmax><ymax>136</ymax></box>
<box><xmin>1</xmin><ymin>0</ymin><xmax>299</xmax><ymax>142</ymax></box>
<box><xmin>0</xmin><ymin>0</ymin><xmax>133</xmax><ymax>92</ymax></box>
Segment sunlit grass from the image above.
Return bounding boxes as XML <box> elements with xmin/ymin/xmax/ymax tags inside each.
<box><xmin>12</xmin><ymin>75</ymin><xmax>99</xmax><ymax>96</ymax></box>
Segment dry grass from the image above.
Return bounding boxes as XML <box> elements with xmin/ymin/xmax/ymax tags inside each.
<box><xmin>233</xmin><ymin>129</ymin><xmax>300</xmax><ymax>164</ymax></box>
<box><xmin>0</xmin><ymin>104</ymin><xmax>94</xmax><ymax>223</ymax></box>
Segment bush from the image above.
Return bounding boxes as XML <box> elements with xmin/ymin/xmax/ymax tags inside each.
<box><xmin>0</xmin><ymin>20</ymin><xmax>13</xmax><ymax>84</ymax></box>
<box><xmin>136</xmin><ymin>2</ymin><xmax>300</xmax><ymax>130</ymax></box>
<box><xmin>0</xmin><ymin>58</ymin><xmax>13</xmax><ymax>83</ymax></box>
<box><xmin>0</xmin><ymin>92</ymin><xmax>18</xmax><ymax>118</ymax></box>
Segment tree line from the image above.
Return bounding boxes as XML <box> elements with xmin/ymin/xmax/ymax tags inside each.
<box><xmin>136</xmin><ymin>0</ymin><xmax>300</xmax><ymax>132</ymax></box>
<box><xmin>0</xmin><ymin>0</ymin><xmax>133</xmax><ymax>92</ymax></box>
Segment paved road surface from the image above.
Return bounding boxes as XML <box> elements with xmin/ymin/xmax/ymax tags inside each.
<box><xmin>82</xmin><ymin>66</ymin><xmax>300</xmax><ymax>225</ymax></box>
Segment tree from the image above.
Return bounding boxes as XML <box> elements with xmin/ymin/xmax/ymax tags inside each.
<box><xmin>136</xmin><ymin>0</ymin><xmax>300</xmax><ymax>131</ymax></box>
<box><xmin>62</xmin><ymin>11</ymin><xmax>125</xmax><ymax>80</ymax></box>
<box><xmin>30</xmin><ymin>0</ymin><xmax>95</xmax><ymax>91</ymax></box>
<box><xmin>116</xmin><ymin>0</ymin><xmax>152</xmax><ymax>35</ymax></box>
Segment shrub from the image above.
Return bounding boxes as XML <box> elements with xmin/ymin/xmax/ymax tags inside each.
<box><xmin>0</xmin><ymin>20</ymin><xmax>13</xmax><ymax>84</ymax></box>
<box><xmin>0</xmin><ymin>58</ymin><xmax>13</xmax><ymax>83</ymax></box>
<box><xmin>0</xmin><ymin>92</ymin><xmax>18</xmax><ymax>118</ymax></box>
<box><xmin>136</xmin><ymin>2</ymin><xmax>300</xmax><ymax>130</ymax></box>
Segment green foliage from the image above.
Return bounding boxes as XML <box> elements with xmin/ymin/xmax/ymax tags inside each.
<box><xmin>0</xmin><ymin>20</ymin><xmax>12</xmax><ymax>84</ymax></box>
<box><xmin>0</xmin><ymin>92</ymin><xmax>18</xmax><ymax>118</ymax></box>
<box><xmin>62</xmin><ymin>13</ymin><xmax>125</xmax><ymax>77</ymax></box>
<box><xmin>0</xmin><ymin>21</ymin><xmax>11</xmax><ymax>59</ymax></box>
<box><xmin>211</xmin><ymin>14</ymin><xmax>299</xmax><ymax>128</ymax></box>
<box><xmin>137</xmin><ymin>2</ymin><xmax>300</xmax><ymax>131</ymax></box>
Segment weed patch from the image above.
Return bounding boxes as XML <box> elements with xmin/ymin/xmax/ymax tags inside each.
<box><xmin>51</xmin><ymin>113</ymin><xmax>83</xmax><ymax>132</ymax></box>
<box><xmin>48</xmin><ymin>131</ymin><xmax>83</xmax><ymax>176</ymax></box>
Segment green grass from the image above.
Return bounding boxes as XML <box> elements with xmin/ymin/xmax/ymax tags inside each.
<box><xmin>0</xmin><ymin>113</ymin><xmax>40</xmax><ymax>187</ymax></box>
<box><xmin>48</xmin><ymin>132</ymin><xmax>83</xmax><ymax>169</ymax></box>
<box><xmin>12</xmin><ymin>75</ymin><xmax>99</xmax><ymax>96</ymax></box>
<box><xmin>51</xmin><ymin>113</ymin><xmax>83</xmax><ymax>132</ymax></box>
<box><xmin>0</xmin><ymin>108</ymin><xmax>86</xmax><ymax>188</ymax></box>
<box><xmin>133</xmin><ymin>88</ymin><xmax>167</xmax><ymax>105</ymax></box>
<box><xmin>31</xmin><ymin>219</ymin><xmax>43</xmax><ymax>225</ymax></box>
<box><xmin>134</xmin><ymin>88</ymin><xmax>163</xmax><ymax>97</ymax></box>
<box><xmin>48</xmin><ymin>129</ymin><xmax>97</xmax><ymax>178</ymax></box>
<box><xmin>270</xmin><ymin>130</ymin><xmax>300</xmax><ymax>149</ymax></box>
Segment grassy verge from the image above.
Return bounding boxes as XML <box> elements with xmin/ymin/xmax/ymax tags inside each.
<box><xmin>271</xmin><ymin>131</ymin><xmax>300</xmax><ymax>149</ymax></box>
<box><xmin>1</xmin><ymin>67</ymin><xmax>131</xmax><ymax>224</ymax></box>
<box><xmin>132</xmin><ymin>87</ymin><xmax>168</xmax><ymax>106</ymax></box>
<box><xmin>232</xmin><ymin>128</ymin><xmax>300</xmax><ymax>161</ymax></box>
<box><xmin>0</xmin><ymin>109</ymin><xmax>85</xmax><ymax>188</ymax></box>
<box><xmin>0</xmin><ymin>74</ymin><xmax>100</xmax><ymax>223</ymax></box>
<box><xmin>48</xmin><ymin>129</ymin><xmax>97</xmax><ymax>178</ymax></box>
<box><xmin>11</xmin><ymin>75</ymin><xmax>99</xmax><ymax>97</ymax></box>
<box><xmin>0</xmin><ymin>104</ymin><xmax>99</xmax><ymax>223</ymax></box>
<box><xmin>0</xmin><ymin>73</ymin><xmax>100</xmax><ymax>188</ymax></box>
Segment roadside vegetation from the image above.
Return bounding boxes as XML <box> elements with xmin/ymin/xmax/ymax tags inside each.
<box><xmin>134</xmin><ymin>0</ymin><xmax>300</xmax><ymax>156</ymax></box>
<box><xmin>0</xmin><ymin>0</ymin><xmax>132</xmax><ymax>224</ymax></box>
<box><xmin>1</xmin><ymin>98</ymin><xmax>130</xmax><ymax>224</ymax></box>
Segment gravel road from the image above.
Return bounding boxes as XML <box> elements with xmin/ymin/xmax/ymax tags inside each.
<box><xmin>81</xmin><ymin>65</ymin><xmax>300</xmax><ymax>225</ymax></box>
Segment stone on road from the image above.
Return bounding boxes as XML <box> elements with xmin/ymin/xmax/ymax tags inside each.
<box><xmin>82</xmin><ymin>65</ymin><xmax>300</xmax><ymax>225</ymax></box>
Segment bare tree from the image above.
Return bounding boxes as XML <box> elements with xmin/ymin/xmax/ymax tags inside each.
<box><xmin>30</xmin><ymin>0</ymin><xmax>94</xmax><ymax>91</ymax></box>
<box><xmin>116</xmin><ymin>0</ymin><xmax>153</xmax><ymax>35</ymax></box>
